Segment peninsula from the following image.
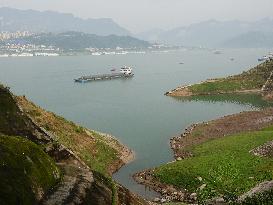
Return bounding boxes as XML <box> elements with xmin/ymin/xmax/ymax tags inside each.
<box><xmin>165</xmin><ymin>60</ymin><xmax>273</xmax><ymax>100</ymax></box>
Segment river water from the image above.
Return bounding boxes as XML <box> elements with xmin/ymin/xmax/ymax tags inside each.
<box><xmin>1</xmin><ymin>48</ymin><xmax>272</xmax><ymax>199</ymax></box>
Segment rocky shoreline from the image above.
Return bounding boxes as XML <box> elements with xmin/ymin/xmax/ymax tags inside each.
<box><xmin>165</xmin><ymin>84</ymin><xmax>193</xmax><ymax>97</ymax></box>
<box><xmin>133</xmin><ymin>108</ymin><xmax>273</xmax><ymax>204</ymax></box>
<box><xmin>170</xmin><ymin>123</ymin><xmax>198</xmax><ymax>160</ymax></box>
<box><xmin>132</xmin><ymin>123</ymin><xmax>201</xmax><ymax>203</ymax></box>
<box><xmin>133</xmin><ymin>169</ymin><xmax>198</xmax><ymax>204</ymax></box>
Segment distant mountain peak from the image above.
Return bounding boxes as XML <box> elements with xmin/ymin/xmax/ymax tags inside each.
<box><xmin>0</xmin><ymin>7</ymin><xmax>130</xmax><ymax>36</ymax></box>
<box><xmin>136</xmin><ymin>18</ymin><xmax>273</xmax><ymax>48</ymax></box>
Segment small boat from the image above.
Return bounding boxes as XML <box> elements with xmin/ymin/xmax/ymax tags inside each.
<box><xmin>179</xmin><ymin>62</ymin><xmax>184</xmax><ymax>65</ymax></box>
<box><xmin>213</xmin><ymin>50</ymin><xmax>222</xmax><ymax>55</ymax></box>
<box><xmin>258</xmin><ymin>52</ymin><xmax>273</xmax><ymax>61</ymax></box>
<box><xmin>230</xmin><ymin>58</ymin><xmax>234</xmax><ymax>61</ymax></box>
<box><xmin>110</xmin><ymin>68</ymin><xmax>116</xmax><ymax>72</ymax></box>
<box><xmin>258</xmin><ymin>56</ymin><xmax>269</xmax><ymax>61</ymax></box>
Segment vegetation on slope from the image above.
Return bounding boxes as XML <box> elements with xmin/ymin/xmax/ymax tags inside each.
<box><xmin>1</xmin><ymin>83</ymin><xmax>130</xmax><ymax>176</ymax></box>
<box><xmin>17</xmin><ymin>96</ymin><xmax>128</xmax><ymax>175</ymax></box>
<box><xmin>167</xmin><ymin>60</ymin><xmax>273</xmax><ymax>97</ymax></box>
<box><xmin>154</xmin><ymin>127</ymin><xmax>273</xmax><ymax>203</ymax></box>
<box><xmin>0</xmin><ymin>135</ymin><xmax>60</xmax><ymax>205</ymax></box>
<box><xmin>190</xmin><ymin>60</ymin><xmax>273</xmax><ymax>95</ymax></box>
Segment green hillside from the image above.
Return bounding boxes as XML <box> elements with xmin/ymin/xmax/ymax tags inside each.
<box><xmin>0</xmin><ymin>135</ymin><xmax>60</xmax><ymax>205</ymax></box>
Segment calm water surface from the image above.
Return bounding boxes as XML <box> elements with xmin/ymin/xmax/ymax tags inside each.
<box><xmin>1</xmin><ymin>48</ymin><xmax>272</xmax><ymax>199</ymax></box>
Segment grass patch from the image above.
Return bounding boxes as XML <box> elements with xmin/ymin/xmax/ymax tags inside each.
<box><xmin>81</xmin><ymin>139</ymin><xmax>118</xmax><ymax>174</ymax></box>
<box><xmin>154</xmin><ymin>129</ymin><xmax>273</xmax><ymax>203</ymax></box>
<box><xmin>0</xmin><ymin>135</ymin><xmax>60</xmax><ymax>205</ymax></box>
<box><xmin>261</xmin><ymin>125</ymin><xmax>273</xmax><ymax>131</ymax></box>
<box><xmin>190</xmin><ymin>80</ymin><xmax>243</xmax><ymax>94</ymax></box>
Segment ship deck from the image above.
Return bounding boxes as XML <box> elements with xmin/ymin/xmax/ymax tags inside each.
<box><xmin>74</xmin><ymin>73</ymin><xmax>134</xmax><ymax>82</ymax></box>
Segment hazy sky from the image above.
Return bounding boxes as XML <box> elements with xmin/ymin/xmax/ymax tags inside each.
<box><xmin>0</xmin><ymin>0</ymin><xmax>273</xmax><ymax>33</ymax></box>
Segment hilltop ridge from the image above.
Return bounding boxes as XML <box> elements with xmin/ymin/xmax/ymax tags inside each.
<box><xmin>137</xmin><ymin>18</ymin><xmax>273</xmax><ymax>48</ymax></box>
<box><xmin>0</xmin><ymin>7</ymin><xmax>130</xmax><ymax>36</ymax></box>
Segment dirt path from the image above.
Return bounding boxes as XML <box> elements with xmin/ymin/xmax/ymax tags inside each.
<box><xmin>42</xmin><ymin>163</ymin><xmax>93</xmax><ymax>205</ymax></box>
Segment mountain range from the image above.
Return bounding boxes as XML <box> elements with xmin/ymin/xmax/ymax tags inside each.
<box><xmin>8</xmin><ymin>31</ymin><xmax>150</xmax><ymax>49</ymax></box>
<box><xmin>1</xmin><ymin>7</ymin><xmax>273</xmax><ymax>48</ymax></box>
<box><xmin>137</xmin><ymin>19</ymin><xmax>273</xmax><ymax>48</ymax></box>
<box><xmin>0</xmin><ymin>7</ymin><xmax>130</xmax><ymax>36</ymax></box>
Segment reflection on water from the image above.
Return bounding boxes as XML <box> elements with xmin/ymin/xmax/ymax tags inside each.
<box><xmin>172</xmin><ymin>93</ymin><xmax>273</xmax><ymax>109</ymax></box>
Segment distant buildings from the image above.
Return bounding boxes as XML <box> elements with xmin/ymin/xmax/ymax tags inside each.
<box><xmin>0</xmin><ymin>43</ymin><xmax>60</xmax><ymax>57</ymax></box>
<box><xmin>0</xmin><ymin>31</ymin><xmax>33</xmax><ymax>41</ymax></box>
<box><xmin>34</xmin><ymin>53</ymin><xmax>59</xmax><ymax>57</ymax></box>
<box><xmin>0</xmin><ymin>31</ymin><xmax>180</xmax><ymax>57</ymax></box>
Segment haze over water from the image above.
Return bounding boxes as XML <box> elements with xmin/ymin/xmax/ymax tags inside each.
<box><xmin>1</xmin><ymin>48</ymin><xmax>272</xmax><ymax>199</ymax></box>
